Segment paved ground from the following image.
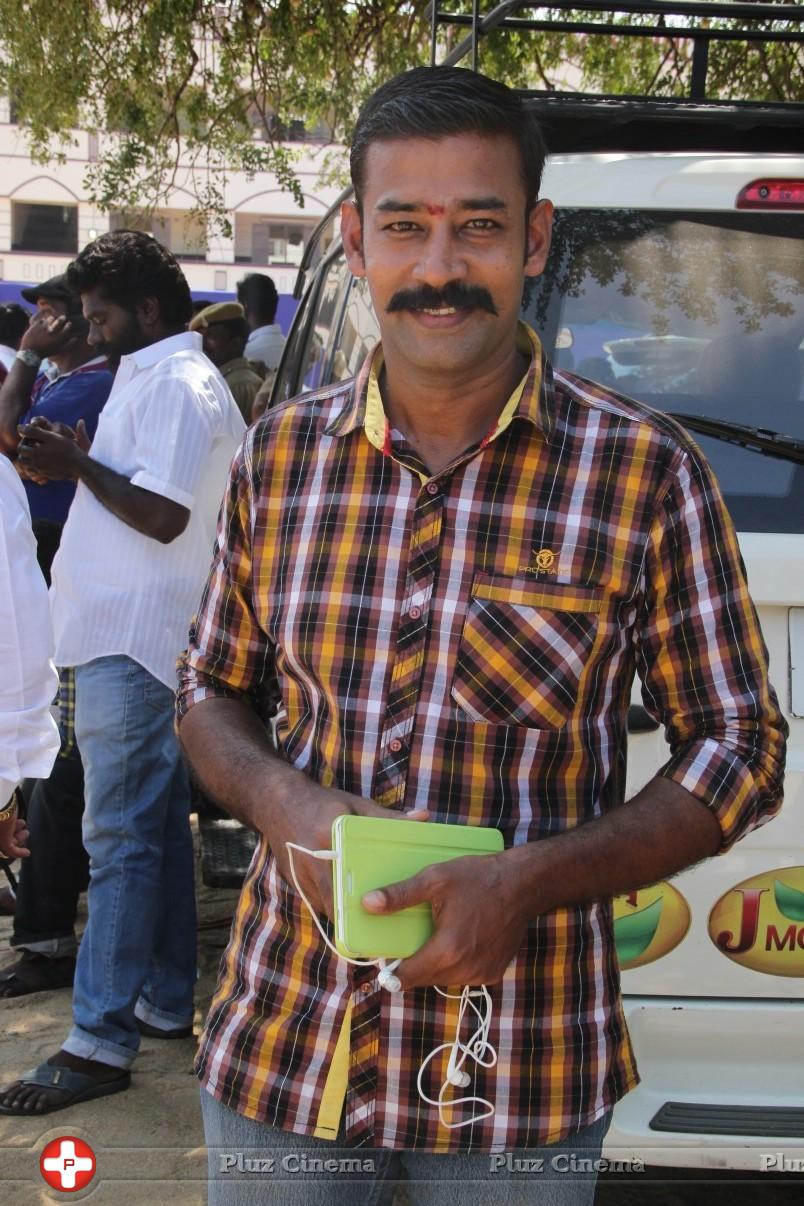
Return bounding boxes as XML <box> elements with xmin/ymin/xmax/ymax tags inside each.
<box><xmin>1</xmin><ymin>836</ymin><xmax>802</xmax><ymax>1204</ymax></box>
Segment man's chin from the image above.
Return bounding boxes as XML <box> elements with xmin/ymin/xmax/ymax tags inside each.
<box><xmin>392</xmin><ymin>320</ymin><xmax>501</xmax><ymax>373</ymax></box>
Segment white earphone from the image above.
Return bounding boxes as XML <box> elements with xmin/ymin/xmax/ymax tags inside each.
<box><xmin>285</xmin><ymin>840</ymin><xmax>497</xmax><ymax>1128</ymax></box>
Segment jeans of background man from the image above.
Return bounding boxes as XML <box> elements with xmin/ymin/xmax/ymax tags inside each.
<box><xmin>201</xmin><ymin>1089</ymin><xmax>612</xmax><ymax>1206</ymax></box>
<box><xmin>62</xmin><ymin>654</ymin><xmax>197</xmax><ymax>1068</ymax></box>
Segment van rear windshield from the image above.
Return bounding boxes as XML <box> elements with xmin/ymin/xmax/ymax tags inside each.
<box><xmin>525</xmin><ymin>210</ymin><xmax>804</xmax><ymax>534</ymax></box>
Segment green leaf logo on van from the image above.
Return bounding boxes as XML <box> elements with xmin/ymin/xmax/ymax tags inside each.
<box><xmin>614</xmin><ymin>898</ymin><xmax>662</xmax><ymax>963</ymax></box>
<box><xmin>613</xmin><ymin>883</ymin><xmax>691</xmax><ymax>970</ymax></box>
<box><xmin>774</xmin><ymin>879</ymin><xmax>804</xmax><ymax>923</ymax></box>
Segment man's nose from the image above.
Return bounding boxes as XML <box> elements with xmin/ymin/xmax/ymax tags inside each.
<box><xmin>87</xmin><ymin>325</ymin><xmax>102</xmax><ymax>346</ymax></box>
<box><xmin>412</xmin><ymin>227</ymin><xmax>468</xmax><ymax>288</ymax></box>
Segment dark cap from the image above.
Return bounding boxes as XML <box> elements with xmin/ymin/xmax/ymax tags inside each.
<box><xmin>20</xmin><ymin>274</ymin><xmax>75</xmax><ymax>306</ymax></box>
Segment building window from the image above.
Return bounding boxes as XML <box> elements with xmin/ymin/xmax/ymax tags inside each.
<box><xmin>234</xmin><ymin>215</ymin><xmax>313</xmax><ymax>267</ymax></box>
<box><xmin>11</xmin><ymin>202</ymin><xmax>78</xmax><ymax>254</ymax></box>
<box><xmin>109</xmin><ymin>209</ymin><xmax>208</xmax><ymax>260</ymax></box>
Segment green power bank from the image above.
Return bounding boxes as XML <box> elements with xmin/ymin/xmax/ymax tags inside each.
<box><xmin>331</xmin><ymin>815</ymin><xmax>504</xmax><ymax>959</ymax></box>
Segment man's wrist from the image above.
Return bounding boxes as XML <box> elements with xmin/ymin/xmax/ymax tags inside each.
<box><xmin>67</xmin><ymin>441</ymin><xmax>91</xmax><ymax>482</ymax></box>
<box><xmin>15</xmin><ymin>348</ymin><xmax>42</xmax><ymax>370</ymax></box>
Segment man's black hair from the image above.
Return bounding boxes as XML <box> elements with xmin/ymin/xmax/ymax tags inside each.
<box><xmin>350</xmin><ymin>66</ymin><xmax>547</xmax><ymax>214</ymax></box>
<box><xmin>0</xmin><ymin>303</ymin><xmax>32</xmax><ymax>348</ymax></box>
<box><xmin>66</xmin><ymin>229</ymin><xmax>193</xmax><ymax>327</ymax></box>
<box><xmin>236</xmin><ymin>273</ymin><xmax>278</xmax><ymax>324</ymax></box>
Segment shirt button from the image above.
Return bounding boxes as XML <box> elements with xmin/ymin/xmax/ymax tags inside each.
<box><xmin>426</xmin><ymin>481</ymin><xmax>439</xmax><ymax>495</ymax></box>
<box><xmin>360</xmin><ymin>981</ymin><xmax>374</xmax><ymax>994</ymax></box>
<box><xmin>389</xmin><ymin>738</ymin><xmax>403</xmax><ymax>753</ymax></box>
<box><xmin>409</xmin><ymin>606</ymin><xmax>421</xmax><ymax>620</ymax></box>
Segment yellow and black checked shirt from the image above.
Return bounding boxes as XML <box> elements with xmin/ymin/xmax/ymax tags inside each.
<box><xmin>177</xmin><ymin>325</ymin><xmax>786</xmax><ymax>1152</ymax></box>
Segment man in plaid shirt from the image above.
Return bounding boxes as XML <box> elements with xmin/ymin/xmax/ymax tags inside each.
<box><xmin>177</xmin><ymin>68</ymin><xmax>786</xmax><ymax>1204</ymax></box>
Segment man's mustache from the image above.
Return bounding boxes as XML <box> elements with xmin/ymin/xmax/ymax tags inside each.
<box><xmin>386</xmin><ymin>281</ymin><xmax>498</xmax><ymax>316</ymax></box>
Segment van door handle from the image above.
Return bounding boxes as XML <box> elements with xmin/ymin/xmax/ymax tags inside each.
<box><xmin>628</xmin><ymin>705</ymin><xmax>660</xmax><ymax>732</ymax></box>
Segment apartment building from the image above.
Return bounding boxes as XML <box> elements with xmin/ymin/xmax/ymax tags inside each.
<box><xmin>0</xmin><ymin>95</ymin><xmax>346</xmax><ymax>314</ymax></box>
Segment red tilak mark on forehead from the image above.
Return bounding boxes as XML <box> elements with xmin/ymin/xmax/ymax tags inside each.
<box><xmin>426</xmin><ymin>205</ymin><xmax>445</xmax><ymax>216</ymax></box>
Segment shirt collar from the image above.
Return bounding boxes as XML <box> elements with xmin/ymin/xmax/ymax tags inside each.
<box><xmin>247</xmin><ymin>324</ymin><xmax>281</xmax><ymax>338</ymax></box>
<box><xmin>325</xmin><ymin>321</ymin><xmax>553</xmax><ymax>447</ymax></box>
<box><xmin>43</xmin><ymin>353</ymin><xmax>109</xmax><ymax>384</ymax></box>
<box><xmin>120</xmin><ymin>330</ymin><xmax>201</xmax><ymax>373</ymax></box>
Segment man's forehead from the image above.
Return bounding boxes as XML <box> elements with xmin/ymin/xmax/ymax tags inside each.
<box><xmin>81</xmin><ymin>288</ymin><xmax>108</xmax><ymax>312</ymax></box>
<box><xmin>362</xmin><ymin>132</ymin><xmax>523</xmax><ymax>206</ymax></box>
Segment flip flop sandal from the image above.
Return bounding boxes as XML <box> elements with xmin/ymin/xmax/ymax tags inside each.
<box><xmin>0</xmin><ymin>953</ymin><xmax>75</xmax><ymax>997</ymax></box>
<box><xmin>0</xmin><ymin>1061</ymin><xmax>131</xmax><ymax>1116</ymax></box>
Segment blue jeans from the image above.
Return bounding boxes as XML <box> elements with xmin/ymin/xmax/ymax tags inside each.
<box><xmin>61</xmin><ymin>655</ymin><xmax>196</xmax><ymax>1069</ymax></box>
<box><xmin>201</xmin><ymin>1087</ymin><xmax>612</xmax><ymax>1205</ymax></box>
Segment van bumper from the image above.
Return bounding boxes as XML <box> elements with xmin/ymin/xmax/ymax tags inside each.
<box><xmin>604</xmin><ymin>996</ymin><xmax>804</xmax><ymax>1170</ymax></box>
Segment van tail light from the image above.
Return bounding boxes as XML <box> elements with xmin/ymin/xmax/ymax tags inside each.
<box><xmin>736</xmin><ymin>180</ymin><xmax>804</xmax><ymax>210</ymax></box>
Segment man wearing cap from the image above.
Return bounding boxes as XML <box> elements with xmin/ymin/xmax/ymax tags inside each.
<box><xmin>189</xmin><ymin>301</ymin><xmax>264</xmax><ymax>424</ymax></box>
<box><xmin>0</xmin><ymin>275</ymin><xmax>114</xmax><ymax>577</ymax></box>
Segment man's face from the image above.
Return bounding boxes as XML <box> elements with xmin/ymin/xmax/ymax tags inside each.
<box><xmin>82</xmin><ymin>287</ymin><xmax>149</xmax><ymax>365</ymax></box>
<box><xmin>341</xmin><ymin>132</ymin><xmax>552</xmax><ymax>379</ymax></box>
<box><xmin>202</xmin><ymin>323</ymin><xmax>241</xmax><ymax>368</ymax></box>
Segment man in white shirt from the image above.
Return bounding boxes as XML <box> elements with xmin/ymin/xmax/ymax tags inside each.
<box><xmin>0</xmin><ymin>453</ymin><xmax>60</xmax><ymax>852</ymax></box>
<box><xmin>0</xmin><ymin>231</ymin><xmax>245</xmax><ymax>1116</ymax></box>
<box><xmin>237</xmin><ymin>272</ymin><xmax>286</xmax><ymax>371</ymax></box>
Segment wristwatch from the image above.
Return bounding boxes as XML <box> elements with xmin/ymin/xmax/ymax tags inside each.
<box><xmin>15</xmin><ymin>348</ymin><xmax>42</xmax><ymax>369</ymax></box>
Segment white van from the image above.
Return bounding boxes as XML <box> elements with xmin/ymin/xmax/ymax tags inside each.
<box><xmin>261</xmin><ymin>3</ymin><xmax>804</xmax><ymax>1174</ymax></box>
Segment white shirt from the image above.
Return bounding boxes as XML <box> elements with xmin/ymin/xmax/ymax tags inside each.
<box><xmin>0</xmin><ymin>344</ymin><xmax>16</xmax><ymax>373</ymax></box>
<box><xmin>50</xmin><ymin>331</ymin><xmax>246</xmax><ymax>688</ymax></box>
<box><xmin>245</xmin><ymin>323</ymin><xmax>285</xmax><ymax>371</ymax></box>
<box><xmin>0</xmin><ymin>454</ymin><xmax>60</xmax><ymax>804</ymax></box>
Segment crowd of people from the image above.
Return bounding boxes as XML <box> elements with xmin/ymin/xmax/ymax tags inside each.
<box><xmin>0</xmin><ymin>64</ymin><xmax>787</xmax><ymax>1206</ymax></box>
<box><xmin>0</xmin><ymin>237</ymin><xmax>283</xmax><ymax>1107</ymax></box>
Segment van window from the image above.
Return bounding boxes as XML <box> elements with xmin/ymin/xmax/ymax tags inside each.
<box><xmin>526</xmin><ymin>210</ymin><xmax>804</xmax><ymax>534</ymax></box>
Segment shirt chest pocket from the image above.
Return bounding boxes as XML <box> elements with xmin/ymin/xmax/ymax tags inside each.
<box><xmin>451</xmin><ymin>575</ymin><xmax>604</xmax><ymax>729</ymax></box>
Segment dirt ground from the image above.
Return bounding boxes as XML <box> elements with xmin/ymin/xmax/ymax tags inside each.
<box><xmin>1</xmin><ymin>837</ymin><xmax>802</xmax><ymax>1205</ymax></box>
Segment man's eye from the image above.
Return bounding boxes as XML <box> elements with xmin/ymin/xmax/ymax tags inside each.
<box><xmin>385</xmin><ymin>221</ymin><xmax>419</xmax><ymax>233</ymax></box>
<box><xmin>465</xmin><ymin>219</ymin><xmax>500</xmax><ymax>230</ymax></box>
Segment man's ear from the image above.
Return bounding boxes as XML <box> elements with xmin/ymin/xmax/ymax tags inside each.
<box><xmin>341</xmin><ymin>200</ymin><xmax>366</xmax><ymax>277</ymax></box>
<box><xmin>136</xmin><ymin>296</ymin><xmax>161</xmax><ymax>329</ymax></box>
<box><xmin>524</xmin><ymin>199</ymin><xmax>554</xmax><ymax>278</ymax></box>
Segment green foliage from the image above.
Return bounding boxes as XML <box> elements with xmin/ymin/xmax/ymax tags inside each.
<box><xmin>0</xmin><ymin>2</ymin><xmax>800</xmax><ymax>229</ymax></box>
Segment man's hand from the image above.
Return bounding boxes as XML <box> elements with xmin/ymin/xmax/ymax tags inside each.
<box><xmin>268</xmin><ymin>780</ymin><xmax>428</xmax><ymax>919</ymax></box>
<box><xmin>362</xmin><ymin>850</ymin><xmax>528</xmax><ymax>989</ymax></box>
<box><xmin>16</xmin><ymin>418</ymin><xmax>90</xmax><ymax>481</ymax></box>
<box><xmin>20</xmin><ymin>312</ymin><xmax>79</xmax><ymax>360</ymax></box>
<box><xmin>0</xmin><ymin>816</ymin><xmax>30</xmax><ymax>861</ymax></box>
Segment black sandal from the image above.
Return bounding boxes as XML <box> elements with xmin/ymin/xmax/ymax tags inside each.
<box><xmin>0</xmin><ymin>952</ymin><xmax>76</xmax><ymax>998</ymax></box>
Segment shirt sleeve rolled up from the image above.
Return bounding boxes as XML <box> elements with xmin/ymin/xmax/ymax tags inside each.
<box><xmin>636</xmin><ymin>440</ymin><xmax>787</xmax><ymax>851</ymax></box>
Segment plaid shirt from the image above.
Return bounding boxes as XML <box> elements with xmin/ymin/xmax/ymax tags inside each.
<box><xmin>177</xmin><ymin>325</ymin><xmax>785</xmax><ymax>1152</ymax></box>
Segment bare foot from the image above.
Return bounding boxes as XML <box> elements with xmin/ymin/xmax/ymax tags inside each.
<box><xmin>0</xmin><ymin>1050</ymin><xmax>127</xmax><ymax>1113</ymax></box>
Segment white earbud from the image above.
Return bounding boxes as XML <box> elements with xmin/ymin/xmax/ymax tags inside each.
<box><xmin>447</xmin><ymin>1069</ymin><xmax>471</xmax><ymax>1088</ymax></box>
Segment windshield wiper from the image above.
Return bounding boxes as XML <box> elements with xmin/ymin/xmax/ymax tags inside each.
<box><xmin>667</xmin><ymin>413</ymin><xmax>804</xmax><ymax>465</ymax></box>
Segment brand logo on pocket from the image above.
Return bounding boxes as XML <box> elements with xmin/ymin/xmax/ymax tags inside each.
<box><xmin>709</xmin><ymin>867</ymin><xmax>804</xmax><ymax>976</ymax></box>
<box><xmin>520</xmin><ymin>547</ymin><xmax>557</xmax><ymax>575</ymax></box>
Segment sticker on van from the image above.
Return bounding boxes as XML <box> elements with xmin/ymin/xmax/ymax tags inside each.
<box><xmin>709</xmin><ymin>867</ymin><xmax>804</xmax><ymax>976</ymax></box>
<box><xmin>613</xmin><ymin>883</ymin><xmax>691</xmax><ymax>969</ymax></box>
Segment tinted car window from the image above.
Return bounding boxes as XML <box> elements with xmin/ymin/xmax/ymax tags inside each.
<box><xmin>525</xmin><ymin>210</ymin><xmax>804</xmax><ymax>534</ymax></box>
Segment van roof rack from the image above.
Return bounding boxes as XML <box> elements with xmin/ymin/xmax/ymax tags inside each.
<box><xmin>430</xmin><ymin>1</ymin><xmax>804</xmax><ymax>152</ymax></box>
